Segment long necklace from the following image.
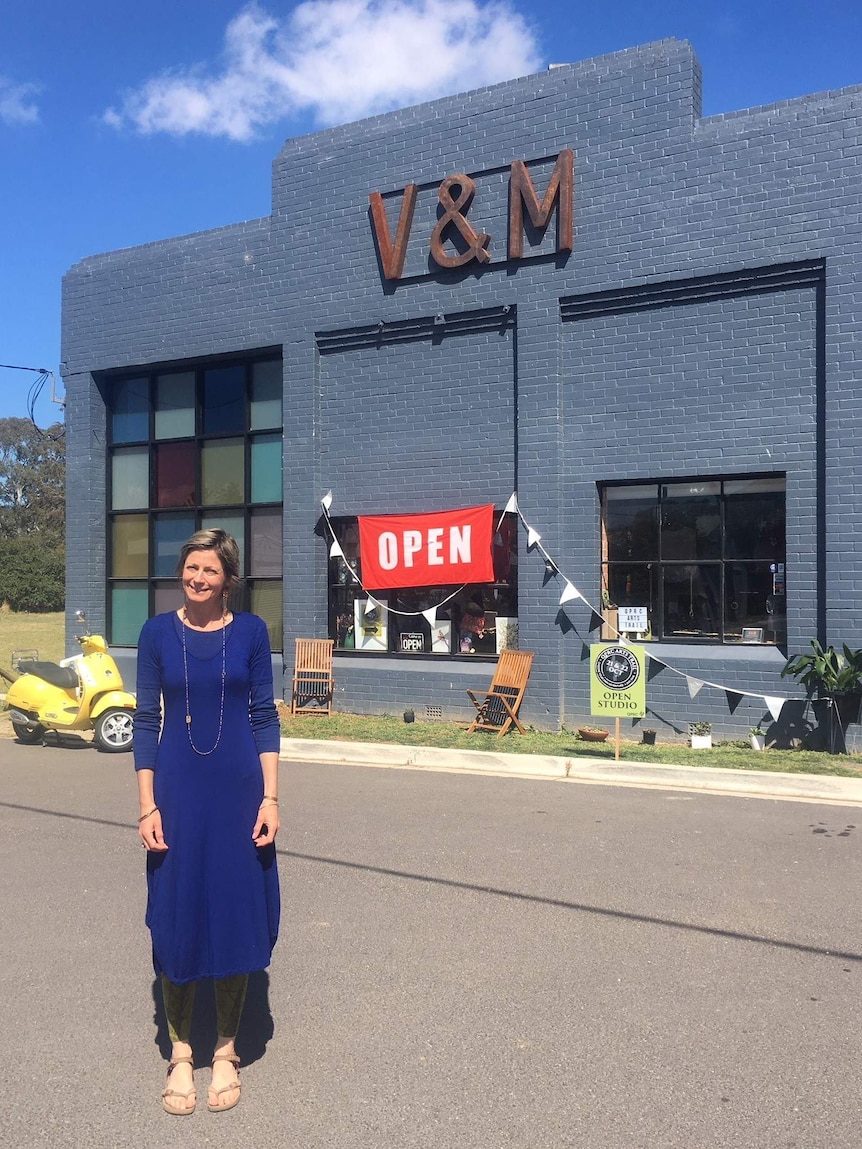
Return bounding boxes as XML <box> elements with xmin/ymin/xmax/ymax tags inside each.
<box><xmin>181</xmin><ymin>605</ymin><xmax>227</xmax><ymax>755</ymax></box>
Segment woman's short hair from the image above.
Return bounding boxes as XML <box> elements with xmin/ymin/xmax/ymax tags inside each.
<box><xmin>176</xmin><ymin>528</ymin><xmax>241</xmax><ymax>588</ymax></box>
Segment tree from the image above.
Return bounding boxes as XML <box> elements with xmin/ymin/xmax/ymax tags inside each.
<box><xmin>0</xmin><ymin>417</ymin><xmax>65</xmax><ymax>611</ymax></box>
<box><xmin>0</xmin><ymin>416</ymin><xmax>65</xmax><ymax>543</ymax></box>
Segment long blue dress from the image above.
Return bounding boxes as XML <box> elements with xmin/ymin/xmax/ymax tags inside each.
<box><xmin>133</xmin><ymin>611</ymin><xmax>281</xmax><ymax>985</ymax></box>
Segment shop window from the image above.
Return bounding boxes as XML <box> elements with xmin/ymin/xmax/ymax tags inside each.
<box><xmin>106</xmin><ymin>356</ymin><xmax>284</xmax><ymax>650</ymax></box>
<box><xmin>327</xmin><ymin>514</ymin><xmax>519</xmax><ymax>657</ymax></box>
<box><xmin>601</xmin><ymin>477</ymin><xmax>786</xmax><ymax>645</ymax></box>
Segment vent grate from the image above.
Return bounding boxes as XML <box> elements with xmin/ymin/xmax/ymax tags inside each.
<box><xmin>425</xmin><ymin>705</ymin><xmax>443</xmax><ymax>720</ymax></box>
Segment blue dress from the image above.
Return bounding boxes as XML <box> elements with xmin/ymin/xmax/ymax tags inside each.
<box><xmin>133</xmin><ymin>611</ymin><xmax>281</xmax><ymax>985</ymax></box>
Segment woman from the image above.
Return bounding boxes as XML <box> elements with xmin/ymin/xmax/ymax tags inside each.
<box><xmin>134</xmin><ymin>528</ymin><xmax>281</xmax><ymax>1115</ymax></box>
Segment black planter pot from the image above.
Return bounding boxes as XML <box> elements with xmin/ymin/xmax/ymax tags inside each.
<box><xmin>813</xmin><ymin>693</ymin><xmax>862</xmax><ymax>754</ymax></box>
<box><xmin>641</xmin><ymin>730</ymin><xmax>657</xmax><ymax>745</ymax></box>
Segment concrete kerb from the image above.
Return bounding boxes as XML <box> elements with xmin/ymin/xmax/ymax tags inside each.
<box><xmin>279</xmin><ymin>737</ymin><xmax>862</xmax><ymax>807</ymax></box>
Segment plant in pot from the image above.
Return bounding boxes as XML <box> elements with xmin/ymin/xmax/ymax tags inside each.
<box><xmin>781</xmin><ymin>640</ymin><xmax>862</xmax><ymax>754</ymax></box>
<box><xmin>749</xmin><ymin>725</ymin><xmax>766</xmax><ymax>751</ymax></box>
<box><xmin>689</xmin><ymin>721</ymin><xmax>712</xmax><ymax>749</ymax></box>
<box><xmin>578</xmin><ymin>725</ymin><xmax>610</xmax><ymax>742</ymax></box>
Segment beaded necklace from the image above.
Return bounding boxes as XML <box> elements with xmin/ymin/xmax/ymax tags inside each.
<box><xmin>181</xmin><ymin>605</ymin><xmax>227</xmax><ymax>755</ymax></box>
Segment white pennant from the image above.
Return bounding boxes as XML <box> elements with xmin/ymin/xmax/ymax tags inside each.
<box><xmin>764</xmin><ymin>696</ymin><xmax>786</xmax><ymax>722</ymax></box>
<box><xmin>686</xmin><ymin>676</ymin><xmax>704</xmax><ymax>699</ymax></box>
<box><xmin>527</xmin><ymin>526</ymin><xmax>542</xmax><ymax>548</ymax></box>
<box><xmin>503</xmin><ymin>492</ymin><xmax>518</xmax><ymax>514</ymax></box>
<box><xmin>329</xmin><ymin>540</ymin><xmax>344</xmax><ymax>558</ymax></box>
<box><xmin>364</xmin><ymin>597</ymin><xmax>379</xmax><ymax>615</ymax></box>
<box><xmin>422</xmin><ymin>607</ymin><xmax>438</xmax><ymax>626</ymax></box>
<box><xmin>321</xmin><ymin>490</ymin><xmax>333</xmax><ymax>510</ymax></box>
<box><xmin>559</xmin><ymin>581</ymin><xmax>581</xmax><ymax>605</ymax></box>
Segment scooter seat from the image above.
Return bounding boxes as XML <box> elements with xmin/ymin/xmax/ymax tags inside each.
<box><xmin>17</xmin><ymin>661</ymin><xmax>79</xmax><ymax>690</ymax></box>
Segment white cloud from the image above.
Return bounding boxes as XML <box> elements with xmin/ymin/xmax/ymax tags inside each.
<box><xmin>0</xmin><ymin>77</ymin><xmax>40</xmax><ymax>126</ymax></box>
<box><xmin>104</xmin><ymin>0</ymin><xmax>542</xmax><ymax>142</ymax></box>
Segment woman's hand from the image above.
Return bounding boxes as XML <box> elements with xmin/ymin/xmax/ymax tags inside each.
<box><xmin>252</xmin><ymin>800</ymin><xmax>280</xmax><ymax>847</ymax></box>
<box><xmin>139</xmin><ymin>808</ymin><xmax>168</xmax><ymax>852</ymax></box>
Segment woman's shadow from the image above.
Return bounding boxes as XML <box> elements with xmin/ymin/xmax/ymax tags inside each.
<box><xmin>150</xmin><ymin>971</ymin><xmax>275</xmax><ymax>1065</ymax></box>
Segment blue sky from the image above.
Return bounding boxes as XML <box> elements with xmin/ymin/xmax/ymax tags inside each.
<box><xmin>2</xmin><ymin>0</ymin><xmax>861</xmax><ymax>427</ymax></box>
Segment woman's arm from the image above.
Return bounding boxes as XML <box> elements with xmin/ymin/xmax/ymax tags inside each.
<box><xmin>252</xmin><ymin>751</ymin><xmax>280</xmax><ymax>846</ymax></box>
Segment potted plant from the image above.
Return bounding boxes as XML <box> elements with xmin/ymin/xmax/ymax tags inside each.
<box><xmin>641</xmin><ymin>728</ymin><xmax>657</xmax><ymax>745</ymax></box>
<box><xmin>578</xmin><ymin>725</ymin><xmax>610</xmax><ymax>742</ymax></box>
<box><xmin>749</xmin><ymin>725</ymin><xmax>766</xmax><ymax>751</ymax></box>
<box><xmin>689</xmin><ymin>721</ymin><xmax>712</xmax><ymax>749</ymax></box>
<box><xmin>781</xmin><ymin>640</ymin><xmax>862</xmax><ymax>753</ymax></box>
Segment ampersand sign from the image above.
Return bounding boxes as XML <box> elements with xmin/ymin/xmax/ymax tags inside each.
<box><xmin>430</xmin><ymin>174</ymin><xmax>491</xmax><ymax>268</ymax></box>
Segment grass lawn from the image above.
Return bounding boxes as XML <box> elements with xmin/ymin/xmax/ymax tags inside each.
<box><xmin>0</xmin><ymin>610</ymin><xmax>66</xmax><ymax>671</ymax></box>
<box><xmin>279</xmin><ymin>710</ymin><xmax>862</xmax><ymax>779</ymax></box>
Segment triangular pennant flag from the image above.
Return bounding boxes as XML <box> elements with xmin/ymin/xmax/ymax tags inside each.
<box><xmin>503</xmin><ymin>492</ymin><xmax>518</xmax><ymax>514</ymax></box>
<box><xmin>646</xmin><ymin>655</ymin><xmax>666</xmax><ymax>680</ymax></box>
<box><xmin>764</xmin><ymin>696</ymin><xmax>786</xmax><ymax>722</ymax></box>
<box><xmin>321</xmin><ymin>490</ymin><xmax>333</xmax><ymax>510</ymax></box>
<box><xmin>422</xmin><ymin>607</ymin><xmax>437</xmax><ymax>626</ymax></box>
<box><xmin>725</xmin><ymin>690</ymin><xmax>743</xmax><ymax>714</ymax></box>
<box><xmin>527</xmin><ymin>526</ymin><xmax>542</xmax><ymax>549</ymax></box>
<box><xmin>329</xmin><ymin>540</ymin><xmax>344</xmax><ymax>559</ymax></box>
<box><xmin>559</xmin><ymin>581</ymin><xmax>581</xmax><ymax>605</ymax></box>
<box><xmin>588</xmin><ymin>609</ymin><xmax>604</xmax><ymax>633</ymax></box>
<box><xmin>686</xmin><ymin>676</ymin><xmax>704</xmax><ymax>699</ymax></box>
<box><xmin>364</xmin><ymin>597</ymin><xmax>379</xmax><ymax>615</ymax></box>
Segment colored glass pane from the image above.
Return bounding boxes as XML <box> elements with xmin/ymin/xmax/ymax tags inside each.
<box><xmin>155</xmin><ymin>441</ymin><xmax>196</xmax><ymax>508</ymax></box>
<box><xmin>154</xmin><ymin>580</ymin><xmax>184</xmax><ymax>616</ymax></box>
<box><xmin>111</xmin><ymin>378</ymin><xmax>148</xmax><ymax>444</ymax></box>
<box><xmin>250</xmin><ymin>433</ymin><xmax>282</xmax><ymax>503</ymax></box>
<box><xmin>203</xmin><ymin>366</ymin><xmax>245</xmax><ymax>434</ymax></box>
<box><xmin>201</xmin><ymin>513</ymin><xmax>245</xmax><ymax>569</ymax></box>
<box><xmin>111</xmin><ymin>583</ymin><xmax>149</xmax><ymax>645</ymax></box>
<box><xmin>250</xmin><ymin>508</ymin><xmax>282</xmax><ymax>575</ymax></box>
<box><xmin>111</xmin><ymin>447</ymin><xmax>149</xmax><ymax>510</ymax></box>
<box><xmin>251</xmin><ymin>580</ymin><xmax>283</xmax><ymax>651</ymax></box>
<box><xmin>112</xmin><ymin>514</ymin><xmax>149</xmax><ymax>578</ymax></box>
<box><xmin>155</xmin><ymin>372</ymin><xmax>196</xmax><ymax>439</ymax></box>
<box><xmin>154</xmin><ymin>513</ymin><xmax>196</xmax><ymax>576</ymax></box>
<box><xmin>250</xmin><ymin>361</ymin><xmax>282</xmax><ymax>429</ymax></box>
<box><xmin>201</xmin><ymin>439</ymin><xmax>245</xmax><ymax>505</ymax></box>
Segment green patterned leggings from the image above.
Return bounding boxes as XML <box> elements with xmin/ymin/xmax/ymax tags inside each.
<box><xmin>161</xmin><ymin>973</ymin><xmax>249</xmax><ymax>1043</ymax></box>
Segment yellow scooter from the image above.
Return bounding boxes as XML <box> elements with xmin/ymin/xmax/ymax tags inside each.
<box><xmin>6</xmin><ymin>611</ymin><xmax>136</xmax><ymax>752</ymax></box>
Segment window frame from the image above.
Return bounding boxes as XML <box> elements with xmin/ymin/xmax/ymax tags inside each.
<box><xmin>600</xmin><ymin>474</ymin><xmax>787</xmax><ymax>646</ymax></box>
<box><xmin>104</xmin><ymin>354</ymin><xmax>284</xmax><ymax>650</ymax></box>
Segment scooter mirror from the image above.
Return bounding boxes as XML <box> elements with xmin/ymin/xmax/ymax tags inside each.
<box><xmin>75</xmin><ymin>610</ymin><xmax>87</xmax><ymax>623</ymax></box>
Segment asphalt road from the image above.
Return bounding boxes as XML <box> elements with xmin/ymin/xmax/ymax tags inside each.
<box><xmin>2</xmin><ymin>735</ymin><xmax>862</xmax><ymax>1148</ymax></box>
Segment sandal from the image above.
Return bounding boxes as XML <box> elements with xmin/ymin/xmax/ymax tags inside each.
<box><xmin>162</xmin><ymin>1055</ymin><xmax>196</xmax><ymax>1116</ymax></box>
<box><xmin>207</xmin><ymin>1053</ymin><xmax>241</xmax><ymax>1113</ymax></box>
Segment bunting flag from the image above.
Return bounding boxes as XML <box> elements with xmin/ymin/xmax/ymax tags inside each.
<box><xmin>422</xmin><ymin>607</ymin><xmax>438</xmax><ymax>626</ymax></box>
<box><xmin>686</xmin><ymin>676</ymin><xmax>704</xmax><ymax>699</ymax></box>
<box><xmin>764</xmin><ymin>696</ymin><xmax>786</xmax><ymax>722</ymax></box>
<box><xmin>321</xmin><ymin>490</ymin><xmax>333</xmax><ymax>510</ymax></box>
<box><xmin>725</xmin><ymin>690</ymin><xmax>744</xmax><ymax>714</ymax></box>
<box><xmin>503</xmin><ymin>492</ymin><xmax>519</xmax><ymax>514</ymax></box>
<box><xmin>527</xmin><ymin>526</ymin><xmax>542</xmax><ymax>549</ymax></box>
<box><xmin>559</xmin><ymin>581</ymin><xmax>581</xmax><ymax>605</ymax></box>
<box><xmin>329</xmin><ymin>540</ymin><xmax>344</xmax><ymax>558</ymax></box>
<box><xmin>364</xmin><ymin>596</ymin><xmax>379</xmax><ymax>615</ymax></box>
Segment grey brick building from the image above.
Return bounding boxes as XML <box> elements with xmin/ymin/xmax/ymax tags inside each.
<box><xmin>62</xmin><ymin>38</ymin><xmax>862</xmax><ymax>740</ymax></box>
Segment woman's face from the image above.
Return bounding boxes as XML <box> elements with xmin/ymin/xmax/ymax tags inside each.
<box><xmin>182</xmin><ymin>548</ymin><xmax>228</xmax><ymax>608</ymax></box>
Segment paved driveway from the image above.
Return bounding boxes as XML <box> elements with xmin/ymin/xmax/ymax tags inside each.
<box><xmin>2</xmin><ymin>736</ymin><xmax>861</xmax><ymax>1147</ymax></box>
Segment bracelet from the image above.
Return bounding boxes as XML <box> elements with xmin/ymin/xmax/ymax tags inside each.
<box><xmin>260</xmin><ymin>799</ymin><xmax>279</xmax><ymax>808</ymax></box>
<box><xmin>138</xmin><ymin>806</ymin><xmax>158</xmax><ymax>822</ymax></box>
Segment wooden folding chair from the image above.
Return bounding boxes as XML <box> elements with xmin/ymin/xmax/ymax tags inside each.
<box><xmin>290</xmin><ymin>638</ymin><xmax>335</xmax><ymax>715</ymax></box>
<box><xmin>466</xmin><ymin>650</ymin><xmax>535</xmax><ymax>738</ymax></box>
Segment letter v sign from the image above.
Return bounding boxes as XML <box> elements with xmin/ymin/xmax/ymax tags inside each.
<box><xmin>369</xmin><ymin>184</ymin><xmax>418</xmax><ymax>280</ymax></box>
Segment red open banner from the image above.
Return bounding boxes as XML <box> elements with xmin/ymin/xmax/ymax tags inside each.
<box><xmin>358</xmin><ymin>504</ymin><xmax>495</xmax><ymax>590</ymax></box>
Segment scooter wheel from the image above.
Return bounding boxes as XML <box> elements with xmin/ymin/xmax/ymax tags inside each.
<box><xmin>94</xmin><ymin>708</ymin><xmax>135</xmax><ymax>753</ymax></box>
<box><xmin>11</xmin><ymin>720</ymin><xmax>45</xmax><ymax>745</ymax></box>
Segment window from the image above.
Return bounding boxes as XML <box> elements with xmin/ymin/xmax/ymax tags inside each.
<box><xmin>106</xmin><ymin>356</ymin><xmax>284</xmax><ymax>650</ymax></box>
<box><xmin>601</xmin><ymin>477</ymin><xmax>786</xmax><ymax>645</ymax></box>
<box><xmin>327</xmin><ymin>514</ymin><xmax>519</xmax><ymax>656</ymax></box>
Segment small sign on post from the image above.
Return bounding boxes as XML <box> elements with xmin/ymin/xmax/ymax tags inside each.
<box><xmin>617</xmin><ymin>606</ymin><xmax>648</xmax><ymax>635</ymax></box>
<box><xmin>590</xmin><ymin>643</ymin><xmax>647</xmax><ymax>761</ymax></box>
